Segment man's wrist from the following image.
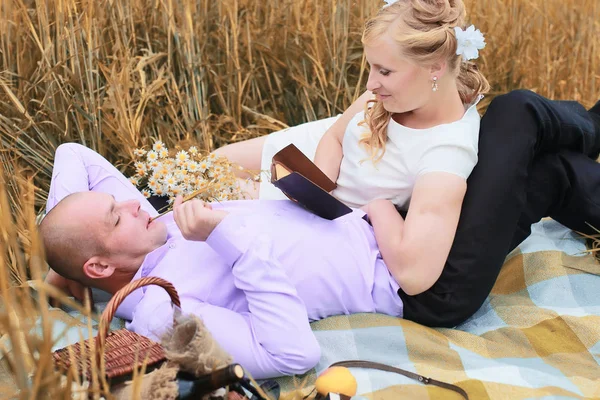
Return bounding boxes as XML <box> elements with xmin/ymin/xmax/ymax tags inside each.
<box><xmin>205</xmin><ymin>213</ymin><xmax>246</xmax><ymax>266</ymax></box>
<box><xmin>203</xmin><ymin>210</ymin><xmax>229</xmax><ymax>239</ymax></box>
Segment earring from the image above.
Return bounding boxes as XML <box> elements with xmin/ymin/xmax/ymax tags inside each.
<box><xmin>432</xmin><ymin>76</ymin><xmax>438</xmax><ymax>92</ymax></box>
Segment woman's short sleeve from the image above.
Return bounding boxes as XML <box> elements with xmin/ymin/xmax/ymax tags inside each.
<box><xmin>415</xmin><ymin>127</ymin><xmax>479</xmax><ymax>179</ymax></box>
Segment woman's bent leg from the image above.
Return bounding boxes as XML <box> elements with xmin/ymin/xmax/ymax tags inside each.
<box><xmin>399</xmin><ymin>90</ymin><xmax>600</xmax><ymax>328</ymax></box>
<box><xmin>549</xmin><ymin>152</ymin><xmax>600</xmax><ymax>234</ymax></box>
<box><xmin>236</xmin><ymin>177</ymin><xmax>260</xmax><ymax>199</ymax></box>
<box><xmin>212</xmin><ymin>137</ymin><xmax>266</xmax><ymax>199</ymax></box>
<box><xmin>214</xmin><ymin>117</ymin><xmax>340</xmax><ymax>200</ymax></box>
<box><xmin>510</xmin><ymin>151</ymin><xmax>600</xmax><ymax>250</ymax></box>
<box><xmin>214</xmin><ymin>136</ymin><xmax>267</xmax><ymax>178</ymax></box>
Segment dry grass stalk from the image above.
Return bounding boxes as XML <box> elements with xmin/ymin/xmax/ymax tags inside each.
<box><xmin>0</xmin><ymin>161</ymin><xmax>79</xmax><ymax>397</ymax></box>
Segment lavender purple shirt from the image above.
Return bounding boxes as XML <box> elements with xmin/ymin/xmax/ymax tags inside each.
<box><xmin>47</xmin><ymin>143</ymin><xmax>403</xmax><ymax>379</ymax></box>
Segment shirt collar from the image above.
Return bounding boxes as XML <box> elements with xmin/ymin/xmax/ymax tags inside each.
<box><xmin>114</xmin><ymin>264</ymin><xmax>146</xmax><ymax>321</ymax></box>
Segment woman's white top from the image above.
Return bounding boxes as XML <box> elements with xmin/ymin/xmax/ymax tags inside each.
<box><xmin>258</xmin><ymin>96</ymin><xmax>482</xmax><ymax>209</ymax></box>
<box><xmin>332</xmin><ymin>96</ymin><xmax>482</xmax><ymax>209</ymax></box>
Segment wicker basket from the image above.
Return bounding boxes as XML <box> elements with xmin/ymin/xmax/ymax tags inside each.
<box><xmin>53</xmin><ymin>276</ymin><xmax>181</xmax><ymax>381</ymax></box>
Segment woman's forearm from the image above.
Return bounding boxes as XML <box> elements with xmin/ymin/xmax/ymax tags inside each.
<box><xmin>368</xmin><ymin>200</ymin><xmax>406</xmax><ymax>285</ymax></box>
<box><xmin>368</xmin><ymin>200</ymin><xmax>440</xmax><ymax>295</ymax></box>
<box><xmin>314</xmin><ymin>132</ymin><xmax>344</xmax><ymax>183</ymax></box>
<box><xmin>369</xmin><ymin>175</ymin><xmax>466</xmax><ymax>296</ymax></box>
<box><xmin>314</xmin><ymin>90</ymin><xmax>373</xmax><ymax>183</ymax></box>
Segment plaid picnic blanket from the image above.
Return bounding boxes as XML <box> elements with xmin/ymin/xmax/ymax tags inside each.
<box><xmin>277</xmin><ymin>219</ymin><xmax>600</xmax><ymax>399</ymax></box>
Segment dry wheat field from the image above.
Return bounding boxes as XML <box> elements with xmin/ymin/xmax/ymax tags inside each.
<box><xmin>0</xmin><ymin>0</ymin><xmax>598</xmax><ymax>398</ymax></box>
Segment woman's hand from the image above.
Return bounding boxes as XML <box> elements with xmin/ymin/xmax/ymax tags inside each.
<box><xmin>173</xmin><ymin>196</ymin><xmax>229</xmax><ymax>241</ymax></box>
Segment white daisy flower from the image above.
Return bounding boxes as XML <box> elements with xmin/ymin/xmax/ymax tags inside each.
<box><xmin>153</xmin><ymin>140</ymin><xmax>166</xmax><ymax>152</ymax></box>
<box><xmin>148</xmin><ymin>181</ymin><xmax>159</xmax><ymax>193</ymax></box>
<box><xmin>195</xmin><ymin>177</ymin><xmax>206</xmax><ymax>188</ymax></box>
<box><xmin>164</xmin><ymin>174</ymin><xmax>177</xmax><ymax>188</ymax></box>
<box><xmin>136</xmin><ymin>168</ymin><xmax>148</xmax><ymax>177</ymax></box>
<box><xmin>187</xmin><ymin>161</ymin><xmax>199</xmax><ymax>173</ymax></box>
<box><xmin>198</xmin><ymin>161</ymin><xmax>210</xmax><ymax>173</ymax></box>
<box><xmin>157</xmin><ymin>166</ymin><xmax>170</xmax><ymax>178</ymax></box>
<box><xmin>149</xmin><ymin>160</ymin><xmax>161</xmax><ymax>170</ymax></box>
<box><xmin>152</xmin><ymin>170</ymin><xmax>162</xmax><ymax>180</ymax></box>
<box><xmin>176</xmin><ymin>150</ymin><xmax>190</xmax><ymax>164</ymax></box>
<box><xmin>134</xmin><ymin>148</ymin><xmax>147</xmax><ymax>157</ymax></box>
<box><xmin>171</xmin><ymin>186</ymin><xmax>182</xmax><ymax>197</ymax></box>
<box><xmin>147</xmin><ymin>150</ymin><xmax>159</xmax><ymax>162</ymax></box>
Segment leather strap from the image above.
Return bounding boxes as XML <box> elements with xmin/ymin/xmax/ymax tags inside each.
<box><xmin>328</xmin><ymin>360</ymin><xmax>469</xmax><ymax>400</ymax></box>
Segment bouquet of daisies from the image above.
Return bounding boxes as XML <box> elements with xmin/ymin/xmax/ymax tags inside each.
<box><xmin>128</xmin><ymin>140</ymin><xmax>251</xmax><ymax>205</ymax></box>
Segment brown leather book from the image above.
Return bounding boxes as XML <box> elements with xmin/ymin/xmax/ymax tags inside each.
<box><xmin>271</xmin><ymin>144</ymin><xmax>352</xmax><ymax>220</ymax></box>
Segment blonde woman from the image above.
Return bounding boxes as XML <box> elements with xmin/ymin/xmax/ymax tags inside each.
<box><xmin>215</xmin><ymin>0</ymin><xmax>600</xmax><ymax>327</ymax></box>
<box><xmin>220</xmin><ymin>0</ymin><xmax>489</xmax><ymax>296</ymax></box>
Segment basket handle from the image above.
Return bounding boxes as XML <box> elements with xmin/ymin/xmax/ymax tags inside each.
<box><xmin>98</xmin><ymin>276</ymin><xmax>181</xmax><ymax>345</ymax></box>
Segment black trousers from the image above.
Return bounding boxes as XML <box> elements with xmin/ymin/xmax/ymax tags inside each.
<box><xmin>399</xmin><ymin>89</ymin><xmax>600</xmax><ymax>328</ymax></box>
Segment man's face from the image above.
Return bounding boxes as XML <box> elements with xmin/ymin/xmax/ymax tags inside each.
<box><xmin>364</xmin><ymin>33</ymin><xmax>432</xmax><ymax>114</ymax></box>
<box><xmin>70</xmin><ymin>192</ymin><xmax>168</xmax><ymax>269</ymax></box>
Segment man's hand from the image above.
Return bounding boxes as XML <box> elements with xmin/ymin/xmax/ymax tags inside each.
<box><xmin>173</xmin><ymin>196</ymin><xmax>228</xmax><ymax>241</ymax></box>
<box><xmin>45</xmin><ymin>268</ymin><xmax>92</xmax><ymax>306</ymax></box>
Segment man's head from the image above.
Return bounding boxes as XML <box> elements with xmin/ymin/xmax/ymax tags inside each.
<box><xmin>40</xmin><ymin>192</ymin><xmax>168</xmax><ymax>290</ymax></box>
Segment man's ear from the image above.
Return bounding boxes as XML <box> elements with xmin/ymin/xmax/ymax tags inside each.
<box><xmin>83</xmin><ymin>257</ymin><xmax>115</xmax><ymax>280</ymax></box>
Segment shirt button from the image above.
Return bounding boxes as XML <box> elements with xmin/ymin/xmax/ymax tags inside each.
<box><xmin>169</xmin><ymin>243</ymin><xmax>176</xmax><ymax>249</ymax></box>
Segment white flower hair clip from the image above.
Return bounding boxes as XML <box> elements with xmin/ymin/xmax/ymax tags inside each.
<box><xmin>382</xmin><ymin>0</ymin><xmax>399</xmax><ymax>8</ymax></box>
<box><xmin>454</xmin><ymin>25</ymin><xmax>486</xmax><ymax>61</ymax></box>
